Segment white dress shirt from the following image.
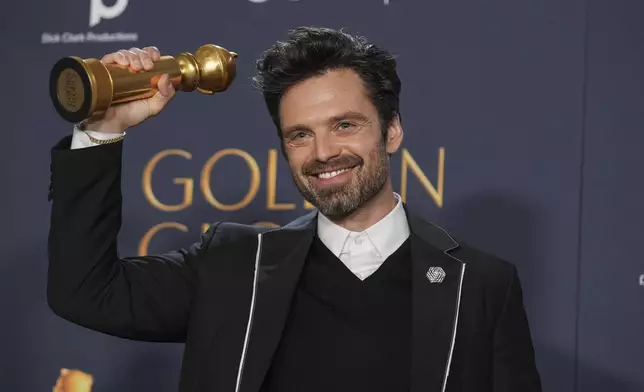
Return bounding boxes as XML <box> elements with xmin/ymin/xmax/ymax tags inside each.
<box><xmin>70</xmin><ymin>128</ymin><xmax>412</xmax><ymax>281</ymax></box>
<box><xmin>317</xmin><ymin>193</ymin><xmax>410</xmax><ymax>280</ymax></box>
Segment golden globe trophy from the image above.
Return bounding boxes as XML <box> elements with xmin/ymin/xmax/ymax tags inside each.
<box><xmin>49</xmin><ymin>44</ymin><xmax>238</xmax><ymax>123</ymax></box>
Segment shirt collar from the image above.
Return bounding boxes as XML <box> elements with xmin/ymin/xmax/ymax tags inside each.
<box><xmin>317</xmin><ymin>193</ymin><xmax>410</xmax><ymax>259</ymax></box>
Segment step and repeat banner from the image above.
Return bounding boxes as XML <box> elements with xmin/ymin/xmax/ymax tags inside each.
<box><xmin>1</xmin><ymin>0</ymin><xmax>642</xmax><ymax>391</ymax></box>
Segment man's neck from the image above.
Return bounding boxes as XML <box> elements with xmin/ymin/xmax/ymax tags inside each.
<box><xmin>327</xmin><ymin>183</ymin><xmax>398</xmax><ymax>232</ymax></box>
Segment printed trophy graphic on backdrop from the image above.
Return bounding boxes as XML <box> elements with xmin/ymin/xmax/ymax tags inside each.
<box><xmin>49</xmin><ymin>44</ymin><xmax>238</xmax><ymax>123</ymax></box>
<box><xmin>52</xmin><ymin>368</ymin><xmax>93</xmax><ymax>392</ymax></box>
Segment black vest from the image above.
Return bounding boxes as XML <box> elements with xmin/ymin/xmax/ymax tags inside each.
<box><xmin>260</xmin><ymin>236</ymin><xmax>412</xmax><ymax>392</ymax></box>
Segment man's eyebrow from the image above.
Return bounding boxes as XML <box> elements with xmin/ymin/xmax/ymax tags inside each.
<box><xmin>328</xmin><ymin>111</ymin><xmax>370</xmax><ymax>123</ymax></box>
<box><xmin>282</xmin><ymin>111</ymin><xmax>371</xmax><ymax>135</ymax></box>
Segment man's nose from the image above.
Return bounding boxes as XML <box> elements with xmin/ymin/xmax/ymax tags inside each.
<box><xmin>313</xmin><ymin>135</ymin><xmax>341</xmax><ymax>162</ymax></box>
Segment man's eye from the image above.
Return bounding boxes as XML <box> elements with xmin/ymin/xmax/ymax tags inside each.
<box><xmin>338</xmin><ymin>122</ymin><xmax>354</xmax><ymax>130</ymax></box>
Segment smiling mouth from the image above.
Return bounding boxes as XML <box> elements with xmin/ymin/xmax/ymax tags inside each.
<box><xmin>313</xmin><ymin>166</ymin><xmax>357</xmax><ymax>179</ymax></box>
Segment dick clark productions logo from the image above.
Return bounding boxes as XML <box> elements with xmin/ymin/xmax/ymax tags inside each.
<box><xmin>90</xmin><ymin>0</ymin><xmax>129</xmax><ymax>27</ymax></box>
<box><xmin>41</xmin><ymin>0</ymin><xmax>137</xmax><ymax>44</ymax></box>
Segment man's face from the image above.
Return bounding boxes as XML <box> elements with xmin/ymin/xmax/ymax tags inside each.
<box><xmin>279</xmin><ymin>69</ymin><xmax>402</xmax><ymax>217</ymax></box>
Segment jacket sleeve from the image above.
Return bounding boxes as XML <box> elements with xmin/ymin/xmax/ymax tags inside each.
<box><xmin>47</xmin><ymin>136</ymin><xmax>216</xmax><ymax>343</ymax></box>
<box><xmin>492</xmin><ymin>265</ymin><xmax>543</xmax><ymax>392</ymax></box>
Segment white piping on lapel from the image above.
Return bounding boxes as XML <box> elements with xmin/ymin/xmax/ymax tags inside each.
<box><xmin>442</xmin><ymin>260</ymin><xmax>466</xmax><ymax>392</ymax></box>
<box><xmin>235</xmin><ymin>233</ymin><xmax>263</xmax><ymax>392</ymax></box>
<box><xmin>434</xmin><ymin>223</ymin><xmax>466</xmax><ymax>392</ymax></box>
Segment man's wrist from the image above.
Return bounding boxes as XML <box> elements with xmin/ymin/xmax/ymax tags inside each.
<box><xmin>79</xmin><ymin>118</ymin><xmax>126</xmax><ymax>134</ymax></box>
<box><xmin>83</xmin><ymin>130</ymin><xmax>126</xmax><ymax>145</ymax></box>
<box><xmin>71</xmin><ymin>125</ymin><xmax>125</xmax><ymax>149</ymax></box>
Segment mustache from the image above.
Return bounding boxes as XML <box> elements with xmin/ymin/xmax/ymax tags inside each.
<box><xmin>301</xmin><ymin>155</ymin><xmax>363</xmax><ymax>175</ymax></box>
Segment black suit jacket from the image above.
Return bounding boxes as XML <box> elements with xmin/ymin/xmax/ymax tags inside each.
<box><xmin>47</xmin><ymin>136</ymin><xmax>542</xmax><ymax>392</ymax></box>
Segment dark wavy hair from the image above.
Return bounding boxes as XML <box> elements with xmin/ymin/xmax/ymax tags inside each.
<box><xmin>253</xmin><ymin>26</ymin><xmax>401</xmax><ymax>139</ymax></box>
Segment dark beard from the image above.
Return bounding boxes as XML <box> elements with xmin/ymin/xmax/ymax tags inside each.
<box><xmin>292</xmin><ymin>142</ymin><xmax>389</xmax><ymax>217</ymax></box>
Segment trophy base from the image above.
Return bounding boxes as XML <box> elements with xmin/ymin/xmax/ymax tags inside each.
<box><xmin>49</xmin><ymin>57</ymin><xmax>96</xmax><ymax>123</ymax></box>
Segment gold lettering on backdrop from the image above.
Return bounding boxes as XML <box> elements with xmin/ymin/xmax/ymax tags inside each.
<box><xmin>201</xmin><ymin>149</ymin><xmax>261</xmax><ymax>211</ymax></box>
<box><xmin>253</xmin><ymin>221</ymin><xmax>281</xmax><ymax>228</ymax></box>
<box><xmin>200</xmin><ymin>222</ymin><xmax>278</xmax><ymax>235</ymax></box>
<box><xmin>141</xmin><ymin>147</ymin><xmax>446</xmax><ymax>252</ymax></box>
<box><xmin>266</xmin><ymin>149</ymin><xmax>296</xmax><ymax>210</ymax></box>
<box><xmin>140</xmin><ymin>222</ymin><xmax>281</xmax><ymax>255</ymax></box>
<box><xmin>139</xmin><ymin>222</ymin><xmax>188</xmax><ymax>256</ymax></box>
<box><xmin>142</xmin><ymin>149</ymin><xmax>194</xmax><ymax>212</ymax></box>
<box><xmin>400</xmin><ymin>148</ymin><xmax>445</xmax><ymax>208</ymax></box>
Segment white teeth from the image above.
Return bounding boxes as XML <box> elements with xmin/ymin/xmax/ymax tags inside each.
<box><xmin>318</xmin><ymin>167</ymin><xmax>351</xmax><ymax>179</ymax></box>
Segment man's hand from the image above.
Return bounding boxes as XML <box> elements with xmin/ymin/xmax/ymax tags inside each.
<box><xmin>83</xmin><ymin>46</ymin><xmax>176</xmax><ymax>134</ymax></box>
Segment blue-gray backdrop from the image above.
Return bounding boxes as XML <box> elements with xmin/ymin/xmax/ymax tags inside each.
<box><xmin>1</xmin><ymin>0</ymin><xmax>642</xmax><ymax>391</ymax></box>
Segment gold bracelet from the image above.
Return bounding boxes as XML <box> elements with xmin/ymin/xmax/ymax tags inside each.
<box><xmin>77</xmin><ymin>120</ymin><xmax>125</xmax><ymax>145</ymax></box>
<box><xmin>83</xmin><ymin>130</ymin><xmax>126</xmax><ymax>145</ymax></box>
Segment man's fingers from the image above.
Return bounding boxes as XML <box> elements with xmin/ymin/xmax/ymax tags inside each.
<box><xmin>101</xmin><ymin>52</ymin><xmax>128</xmax><ymax>66</ymax></box>
<box><xmin>117</xmin><ymin>49</ymin><xmax>142</xmax><ymax>70</ymax></box>
<box><xmin>129</xmin><ymin>47</ymin><xmax>153</xmax><ymax>71</ymax></box>
<box><xmin>142</xmin><ymin>46</ymin><xmax>161</xmax><ymax>62</ymax></box>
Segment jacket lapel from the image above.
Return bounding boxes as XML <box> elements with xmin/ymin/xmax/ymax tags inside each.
<box><xmin>407</xmin><ymin>212</ymin><xmax>467</xmax><ymax>392</ymax></box>
<box><xmin>234</xmin><ymin>207</ymin><xmax>466</xmax><ymax>392</ymax></box>
<box><xmin>238</xmin><ymin>211</ymin><xmax>317</xmax><ymax>392</ymax></box>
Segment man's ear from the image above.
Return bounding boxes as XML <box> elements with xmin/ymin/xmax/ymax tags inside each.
<box><xmin>385</xmin><ymin>115</ymin><xmax>403</xmax><ymax>154</ymax></box>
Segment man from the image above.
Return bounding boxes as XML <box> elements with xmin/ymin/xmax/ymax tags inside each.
<box><xmin>47</xmin><ymin>27</ymin><xmax>542</xmax><ymax>392</ymax></box>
